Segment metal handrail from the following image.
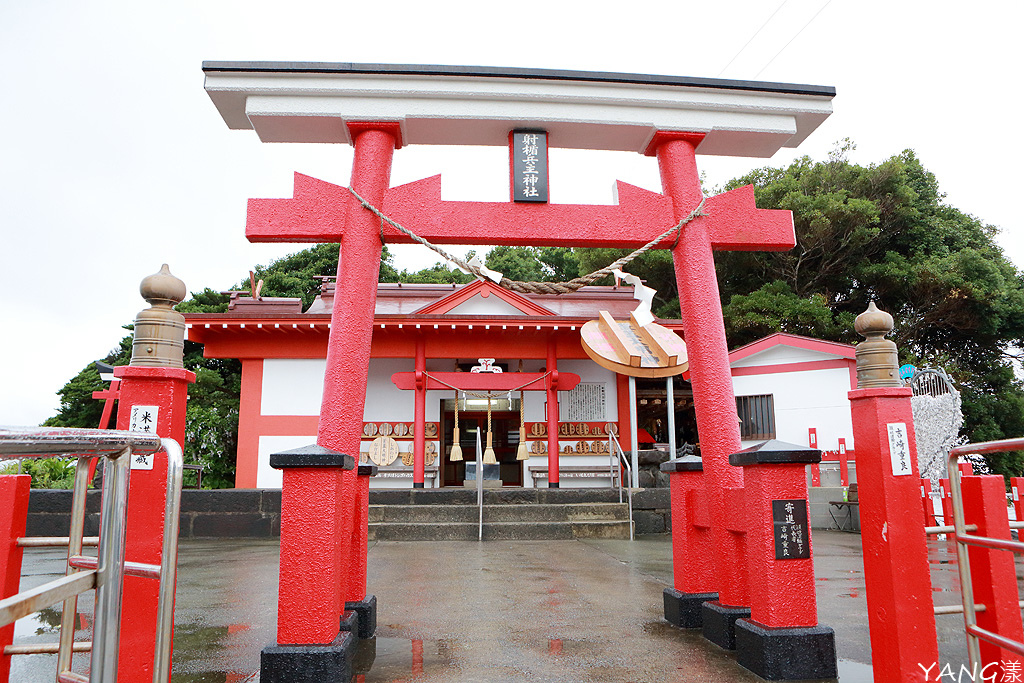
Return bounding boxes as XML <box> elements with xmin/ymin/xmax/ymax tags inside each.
<box><xmin>608</xmin><ymin>432</ymin><xmax>635</xmax><ymax>540</ymax></box>
<box><xmin>0</xmin><ymin>426</ymin><xmax>183</xmax><ymax>683</ymax></box>
<box><xmin>944</xmin><ymin>437</ymin><xmax>1024</xmax><ymax>670</ymax></box>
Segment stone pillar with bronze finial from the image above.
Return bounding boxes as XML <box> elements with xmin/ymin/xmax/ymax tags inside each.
<box><xmin>114</xmin><ymin>264</ymin><xmax>196</xmax><ymax>683</ymax></box>
<box><xmin>847</xmin><ymin>300</ymin><xmax>938</xmax><ymax>683</ymax></box>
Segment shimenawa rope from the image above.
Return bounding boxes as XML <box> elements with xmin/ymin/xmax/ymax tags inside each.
<box><xmin>346</xmin><ymin>186</ymin><xmax>706</xmax><ymax>296</ymax></box>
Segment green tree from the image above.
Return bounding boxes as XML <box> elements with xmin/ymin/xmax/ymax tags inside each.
<box><xmin>485</xmin><ymin>246</ymin><xmax>582</xmax><ymax>282</ymax></box>
<box><xmin>44</xmin><ymin>333</ymin><xmax>132</xmax><ymax>429</ymax></box>
<box><xmin>575</xmin><ymin>248</ymin><xmax>680</xmax><ymax>318</ymax></box>
<box><xmin>0</xmin><ymin>458</ymin><xmax>77</xmax><ymax>489</ymax></box>
<box><xmin>716</xmin><ymin>144</ymin><xmax>1024</xmax><ymax>476</ymax></box>
<box><xmin>41</xmin><ymin>244</ymin><xmax>480</xmax><ymax>487</ymax></box>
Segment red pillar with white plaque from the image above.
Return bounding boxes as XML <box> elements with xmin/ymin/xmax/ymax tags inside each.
<box><xmin>731</xmin><ymin>441</ymin><xmax>836</xmax><ymax>680</ymax></box>
<box><xmin>848</xmin><ymin>303</ymin><xmax>938</xmax><ymax>683</ymax></box>
<box><xmin>114</xmin><ymin>265</ymin><xmax>195</xmax><ymax>683</ymax></box>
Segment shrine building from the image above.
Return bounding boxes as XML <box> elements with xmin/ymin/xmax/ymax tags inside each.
<box><xmin>184</xmin><ymin>277</ymin><xmax>857</xmax><ymax>489</ymax></box>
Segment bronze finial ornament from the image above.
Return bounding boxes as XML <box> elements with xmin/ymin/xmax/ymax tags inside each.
<box><xmin>854</xmin><ymin>300</ymin><xmax>900</xmax><ymax>388</ymax></box>
<box><xmin>130</xmin><ymin>264</ymin><xmax>187</xmax><ymax>368</ymax></box>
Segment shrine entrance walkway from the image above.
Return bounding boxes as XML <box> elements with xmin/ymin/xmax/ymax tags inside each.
<box><xmin>15</xmin><ymin>532</ymin><xmax>980</xmax><ymax>682</ymax></box>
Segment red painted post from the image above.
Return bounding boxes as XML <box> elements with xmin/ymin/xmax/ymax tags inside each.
<box><xmin>838</xmin><ymin>438</ymin><xmax>849</xmax><ymax>487</ymax></box>
<box><xmin>661</xmin><ymin>460</ymin><xmax>717</xmax><ymax>628</ymax></box>
<box><xmin>113</xmin><ymin>365</ymin><xmax>195</xmax><ymax>683</ymax></box>
<box><xmin>850</xmin><ymin>386</ymin><xmax>938</xmax><ymax>682</ymax></box>
<box><xmin>546</xmin><ymin>342</ymin><xmax>559</xmax><ymax>488</ymax></box>
<box><xmin>731</xmin><ymin>442</ymin><xmax>836</xmax><ymax>680</ymax></box>
<box><xmin>348</xmin><ymin>465</ymin><xmax>375</xmax><ymax>603</ymax></box>
<box><xmin>958</xmin><ymin>462</ymin><xmax>974</xmax><ymax>476</ymax></box>
<box><xmin>959</xmin><ymin>475</ymin><xmax>1024</xmax><ymax>668</ymax></box>
<box><xmin>413</xmin><ymin>338</ymin><xmax>426</xmax><ymax>488</ymax></box>
<box><xmin>278</xmin><ymin>125</ymin><xmax>396</xmax><ymax>646</ymax></box>
<box><xmin>0</xmin><ymin>475</ymin><xmax>30</xmax><ymax>683</ymax></box>
<box><xmin>1010</xmin><ymin>477</ymin><xmax>1024</xmax><ymax>522</ymax></box>
<box><xmin>940</xmin><ymin>478</ymin><xmax>954</xmax><ymax>527</ymax></box>
<box><xmin>655</xmin><ymin>133</ymin><xmax>747</xmax><ymax>613</ymax></box>
<box><xmin>921</xmin><ymin>478</ymin><xmax>935</xmax><ymax>526</ymax></box>
<box><xmin>809</xmin><ymin>429</ymin><xmax>820</xmax><ymax>487</ymax></box>
<box><xmin>738</xmin><ymin>453</ymin><xmax>819</xmax><ymax>628</ymax></box>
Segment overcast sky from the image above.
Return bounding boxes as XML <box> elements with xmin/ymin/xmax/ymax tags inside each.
<box><xmin>2</xmin><ymin>1</ymin><xmax>1021</xmax><ymax>427</ymax></box>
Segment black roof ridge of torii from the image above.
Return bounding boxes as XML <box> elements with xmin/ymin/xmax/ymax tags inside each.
<box><xmin>201</xmin><ymin>61</ymin><xmax>836</xmax><ymax>98</ymax></box>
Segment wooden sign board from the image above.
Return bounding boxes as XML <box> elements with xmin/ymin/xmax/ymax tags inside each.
<box><xmin>580</xmin><ymin>311</ymin><xmax>687</xmax><ymax>378</ymax></box>
<box><xmin>368</xmin><ymin>436</ymin><xmax>400</xmax><ymax>466</ymax></box>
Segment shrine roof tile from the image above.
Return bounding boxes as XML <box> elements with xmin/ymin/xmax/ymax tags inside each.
<box><xmin>182</xmin><ymin>282</ymin><xmax>677</xmax><ymax>330</ymax></box>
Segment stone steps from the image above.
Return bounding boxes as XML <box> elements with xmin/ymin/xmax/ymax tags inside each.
<box><xmin>369</xmin><ymin>488</ymin><xmax>624</xmax><ymax>506</ymax></box>
<box><xmin>369</xmin><ymin>519</ymin><xmax>632</xmax><ymax>541</ymax></box>
<box><xmin>369</xmin><ymin>502</ymin><xmax>629</xmax><ymax>524</ymax></box>
<box><xmin>367</xmin><ymin>489</ymin><xmax>633</xmax><ymax>540</ymax></box>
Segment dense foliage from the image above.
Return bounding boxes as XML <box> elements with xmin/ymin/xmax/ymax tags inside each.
<box><xmin>716</xmin><ymin>145</ymin><xmax>1024</xmax><ymax>476</ymax></box>
<box><xmin>39</xmin><ymin>145</ymin><xmax>1024</xmax><ymax>482</ymax></box>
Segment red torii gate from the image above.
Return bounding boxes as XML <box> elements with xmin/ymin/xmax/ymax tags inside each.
<box><xmin>203</xmin><ymin>62</ymin><xmax>835</xmax><ymax>681</ymax></box>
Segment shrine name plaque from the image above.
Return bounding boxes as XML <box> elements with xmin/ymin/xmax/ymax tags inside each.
<box><xmin>772</xmin><ymin>499</ymin><xmax>810</xmax><ymax>560</ymax></box>
<box><xmin>512</xmin><ymin>130</ymin><xmax>548</xmax><ymax>203</ymax></box>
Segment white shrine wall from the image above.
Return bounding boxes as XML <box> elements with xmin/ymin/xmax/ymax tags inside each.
<box><xmin>734</xmin><ymin>364</ymin><xmax>855</xmax><ymax>452</ymax></box>
<box><xmin>261</xmin><ymin>358</ymin><xmax>326</xmax><ymax>416</ymax></box>
<box><xmin>248</xmin><ymin>344</ymin><xmax>855</xmax><ymax>489</ymax></box>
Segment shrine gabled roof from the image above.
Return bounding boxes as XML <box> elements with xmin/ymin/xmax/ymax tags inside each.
<box><xmin>411</xmin><ymin>280</ymin><xmax>555</xmax><ymax>317</ymax></box>
<box><xmin>203</xmin><ymin>61</ymin><xmax>834</xmax><ymax>156</ymax></box>
<box><xmin>728</xmin><ymin>332</ymin><xmax>855</xmax><ymax>367</ymax></box>
<box><xmin>182</xmin><ymin>282</ymin><xmax>650</xmax><ymax>323</ymax></box>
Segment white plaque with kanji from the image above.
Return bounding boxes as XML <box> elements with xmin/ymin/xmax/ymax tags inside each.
<box><xmin>886</xmin><ymin>422</ymin><xmax>912</xmax><ymax>476</ymax></box>
<box><xmin>129</xmin><ymin>405</ymin><xmax>159</xmax><ymax>470</ymax></box>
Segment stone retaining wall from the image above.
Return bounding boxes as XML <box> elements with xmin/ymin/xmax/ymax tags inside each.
<box><xmin>25</xmin><ymin>488</ymin><xmax>673</xmax><ymax>538</ymax></box>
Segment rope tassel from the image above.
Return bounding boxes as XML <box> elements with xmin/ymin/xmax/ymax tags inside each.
<box><xmin>516</xmin><ymin>389</ymin><xmax>529</xmax><ymax>461</ymax></box>
<box><xmin>483</xmin><ymin>394</ymin><xmax>498</xmax><ymax>465</ymax></box>
<box><xmin>450</xmin><ymin>393</ymin><xmax>463</xmax><ymax>462</ymax></box>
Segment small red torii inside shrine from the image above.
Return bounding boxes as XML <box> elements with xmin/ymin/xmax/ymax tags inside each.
<box><xmin>203</xmin><ymin>61</ymin><xmax>835</xmax><ymax>678</ymax></box>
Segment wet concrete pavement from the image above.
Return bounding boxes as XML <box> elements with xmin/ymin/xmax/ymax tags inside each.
<box><xmin>10</xmin><ymin>531</ymin><xmax>992</xmax><ymax>682</ymax></box>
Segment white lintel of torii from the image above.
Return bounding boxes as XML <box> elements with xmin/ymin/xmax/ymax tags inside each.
<box><xmin>203</xmin><ymin>62</ymin><xmax>834</xmax><ymax>157</ymax></box>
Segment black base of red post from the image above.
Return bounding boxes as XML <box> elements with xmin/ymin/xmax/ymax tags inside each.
<box><xmin>345</xmin><ymin>594</ymin><xmax>378</xmax><ymax>639</ymax></box>
<box><xmin>663</xmin><ymin>588</ymin><xmax>718</xmax><ymax>629</ymax></box>
<box><xmin>260</xmin><ymin>632</ymin><xmax>356</xmax><ymax>683</ymax></box>
<box><xmin>701</xmin><ymin>601</ymin><xmax>751</xmax><ymax>650</ymax></box>
<box><xmin>261</xmin><ymin>595</ymin><xmax>377</xmax><ymax>682</ymax></box>
<box><xmin>734</xmin><ymin>619</ymin><xmax>837</xmax><ymax>680</ymax></box>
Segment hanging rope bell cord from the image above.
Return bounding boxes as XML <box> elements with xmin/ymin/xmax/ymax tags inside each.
<box><xmin>483</xmin><ymin>394</ymin><xmax>498</xmax><ymax>465</ymax></box>
<box><xmin>516</xmin><ymin>390</ymin><xmax>529</xmax><ymax>461</ymax></box>
<box><xmin>450</xmin><ymin>392</ymin><xmax>463</xmax><ymax>462</ymax></box>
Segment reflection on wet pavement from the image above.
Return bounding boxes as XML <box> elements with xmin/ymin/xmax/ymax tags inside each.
<box><xmin>11</xmin><ymin>532</ymin><xmax>1021</xmax><ymax>681</ymax></box>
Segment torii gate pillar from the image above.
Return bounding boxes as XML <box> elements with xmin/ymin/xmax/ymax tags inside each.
<box><xmin>261</xmin><ymin>126</ymin><xmax>396</xmax><ymax>682</ymax></box>
<box><xmin>655</xmin><ymin>134</ymin><xmax>749</xmax><ymax>615</ymax></box>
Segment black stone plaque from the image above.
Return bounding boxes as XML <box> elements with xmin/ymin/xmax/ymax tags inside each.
<box><xmin>772</xmin><ymin>499</ymin><xmax>810</xmax><ymax>560</ymax></box>
<box><xmin>512</xmin><ymin>130</ymin><xmax>548</xmax><ymax>203</ymax></box>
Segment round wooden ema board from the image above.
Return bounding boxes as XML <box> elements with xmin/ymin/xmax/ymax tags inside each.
<box><xmin>369</xmin><ymin>436</ymin><xmax>400</xmax><ymax>466</ymax></box>
<box><xmin>581</xmin><ymin>312</ymin><xmax>688</xmax><ymax>378</ymax></box>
